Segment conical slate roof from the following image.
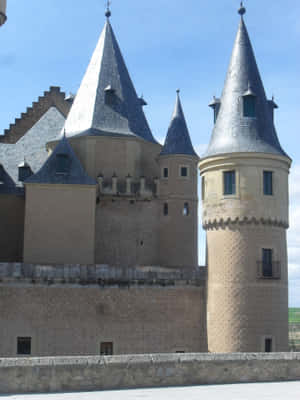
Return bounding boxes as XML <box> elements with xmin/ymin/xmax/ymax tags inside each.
<box><xmin>63</xmin><ymin>18</ymin><xmax>156</xmax><ymax>143</ymax></box>
<box><xmin>161</xmin><ymin>91</ymin><xmax>198</xmax><ymax>157</ymax></box>
<box><xmin>25</xmin><ymin>137</ymin><xmax>96</xmax><ymax>185</ymax></box>
<box><xmin>204</xmin><ymin>10</ymin><xmax>288</xmax><ymax>159</ymax></box>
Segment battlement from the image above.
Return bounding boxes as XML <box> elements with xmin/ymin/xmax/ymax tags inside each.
<box><xmin>98</xmin><ymin>175</ymin><xmax>160</xmax><ymax>199</ymax></box>
<box><xmin>0</xmin><ymin>263</ymin><xmax>207</xmax><ymax>286</ymax></box>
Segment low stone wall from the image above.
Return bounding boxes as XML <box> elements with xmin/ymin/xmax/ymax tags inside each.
<box><xmin>0</xmin><ymin>353</ymin><xmax>300</xmax><ymax>394</ymax></box>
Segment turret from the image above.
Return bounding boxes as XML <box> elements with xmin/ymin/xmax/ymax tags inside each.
<box><xmin>158</xmin><ymin>91</ymin><xmax>199</xmax><ymax>269</ymax></box>
<box><xmin>200</xmin><ymin>4</ymin><xmax>291</xmax><ymax>352</ymax></box>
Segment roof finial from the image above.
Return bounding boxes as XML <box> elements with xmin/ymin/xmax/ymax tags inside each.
<box><xmin>238</xmin><ymin>2</ymin><xmax>246</xmax><ymax>17</ymax></box>
<box><xmin>176</xmin><ymin>89</ymin><xmax>180</xmax><ymax>95</ymax></box>
<box><xmin>105</xmin><ymin>0</ymin><xmax>111</xmax><ymax>18</ymax></box>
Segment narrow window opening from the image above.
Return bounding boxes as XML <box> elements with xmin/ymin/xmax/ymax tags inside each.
<box><xmin>163</xmin><ymin>203</ymin><xmax>169</xmax><ymax>216</ymax></box>
<box><xmin>100</xmin><ymin>342</ymin><xmax>113</xmax><ymax>355</ymax></box>
<box><xmin>263</xmin><ymin>171</ymin><xmax>273</xmax><ymax>196</ymax></box>
<box><xmin>56</xmin><ymin>154</ymin><xmax>70</xmax><ymax>174</ymax></box>
<box><xmin>163</xmin><ymin>167</ymin><xmax>169</xmax><ymax>179</ymax></box>
<box><xmin>183</xmin><ymin>202</ymin><xmax>189</xmax><ymax>216</ymax></box>
<box><xmin>265</xmin><ymin>338</ymin><xmax>272</xmax><ymax>353</ymax></box>
<box><xmin>17</xmin><ymin>337</ymin><xmax>31</xmax><ymax>355</ymax></box>
<box><xmin>140</xmin><ymin>240</ymin><xmax>144</xmax><ymax>246</ymax></box>
<box><xmin>262</xmin><ymin>248</ymin><xmax>273</xmax><ymax>277</ymax></box>
<box><xmin>243</xmin><ymin>95</ymin><xmax>256</xmax><ymax>118</ymax></box>
<box><xmin>223</xmin><ymin>171</ymin><xmax>236</xmax><ymax>195</ymax></box>
<box><xmin>180</xmin><ymin>166</ymin><xmax>188</xmax><ymax>177</ymax></box>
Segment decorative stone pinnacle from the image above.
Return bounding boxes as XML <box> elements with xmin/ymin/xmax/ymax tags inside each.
<box><xmin>238</xmin><ymin>2</ymin><xmax>246</xmax><ymax>16</ymax></box>
<box><xmin>105</xmin><ymin>0</ymin><xmax>111</xmax><ymax>18</ymax></box>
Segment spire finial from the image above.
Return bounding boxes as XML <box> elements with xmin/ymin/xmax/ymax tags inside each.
<box><xmin>238</xmin><ymin>2</ymin><xmax>246</xmax><ymax>16</ymax></box>
<box><xmin>176</xmin><ymin>89</ymin><xmax>180</xmax><ymax>95</ymax></box>
<box><xmin>105</xmin><ymin>0</ymin><xmax>111</xmax><ymax>18</ymax></box>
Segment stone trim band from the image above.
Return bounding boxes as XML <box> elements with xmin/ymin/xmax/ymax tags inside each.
<box><xmin>203</xmin><ymin>216</ymin><xmax>289</xmax><ymax>230</ymax></box>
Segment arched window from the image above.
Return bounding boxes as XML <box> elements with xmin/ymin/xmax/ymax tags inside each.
<box><xmin>183</xmin><ymin>202</ymin><xmax>189</xmax><ymax>216</ymax></box>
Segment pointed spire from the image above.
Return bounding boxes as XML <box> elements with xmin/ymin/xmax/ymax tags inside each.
<box><xmin>204</xmin><ymin>7</ymin><xmax>288</xmax><ymax>159</ymax></box>
<box><xmin>63</xmin><ymin>17</ymin><xmax>156</xmax><ymax>144</ymax></box>
<box><xmin>160</xmin><ymin>91</ymin><xmax>198</xmax><ymax>157</ymax></box>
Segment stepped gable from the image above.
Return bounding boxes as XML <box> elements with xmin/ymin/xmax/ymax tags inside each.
<box><xmin>25</xmin><ymin>136</ymin><xmax>97</xmax><ymax>185</ymax></box>
<box><xmin>204</xmin><ymin>11</ymin><xmax>289</xmax><ymax>159</ymax></box>
<box><xmin>161</xmin><ymin>91</ymin><xmax>198</xmax><ymax>157</ymax></box>
<box><xmin>63</xmin><ymin>17</ymin><xmax>157</xmax><ymax>144</ymax></box>
<box><xmin>0</xmin><ymin>87</ymin><xmax>72</xmax><ymax>144</ymax></box>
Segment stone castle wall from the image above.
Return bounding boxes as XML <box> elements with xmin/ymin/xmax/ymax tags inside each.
<box><xmin>0</xmin><ymin>264</ymin><xmax>207</xmax><ymax>357</ymax></box>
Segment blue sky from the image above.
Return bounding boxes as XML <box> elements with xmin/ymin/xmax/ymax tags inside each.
<box><xmin>1</xmin><ymin>1</ymin><xmax>300</xmax><ymax>305</ymax></box>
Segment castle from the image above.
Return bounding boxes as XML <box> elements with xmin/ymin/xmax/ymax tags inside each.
<box><xmin>0</xmin><ymin>4</ymin><xmax>291</xmax><ymax>356</ymax></box>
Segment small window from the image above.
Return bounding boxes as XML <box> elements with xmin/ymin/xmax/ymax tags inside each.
<box><xmin>183</xmin><ymin>202</ymin><xmax>189</xmax><ymax>216</ymax></box>
<box><xmin>262</xmin><ymin>248</ymin><xmax>273</xmax><ymax>277</ymax></box>
<box><xmin>223</xmin><ymin>171</ymin><xmax>236</xmax><ymax>195</ymax></box>
<box><xmin>163</xmin><ymin>203</ymin><xmax>169</xmax><ymax>216</ymax></box>
<box><xmin>18</xmin><ymin>165</ymin><xmax>32</xmax><ymax>182</ymax></box>
<box><xmin>104</xmin><ymin>86</ymin><xmax>115</xmax><ymax>106</ymax></box>
<box><xmin>243</xmin><ymin>95</ymin><xmax>256</xmax><ymax>118</ymax></box>
<box><xmin>263</xmin><ymin>171</ymin><xmax>273</xmax><ymax>196</ymax></box>
<box><xmin>56</xmin><ymin>154</ymin><xmax>70</xmax><ymax>174</ymax></box>
<box><xmin>17</xmin><ymin>337</ymin><xmax>31</xmax><ymax>355</ymax></box>
<box><xmin>180</xmin><ymin>166</ymin><xmax>189</xmax><ymax>178</ymax></box>
<box><xmin>163</xmin><ymin>167</ymin><xmax>169</xmax><ymax>179</ymax></box>
<box><xmin>265</xmin><ymin>338</ymin><xmax>272</xmax><ymax>353</ymax></box>
<box><xmin>100</xmin><ymin>342</ymin><xmax>113</xmax><ymax>355</ymax></box>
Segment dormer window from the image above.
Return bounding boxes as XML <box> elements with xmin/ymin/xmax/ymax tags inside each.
<box><xmin>104</xmin><ymin>85</ymin><xmax>115</xmax><ymax>105</ymax></box>
<box><xmin>18</xmin><ymin>161</ymin><xmax>33</xmax><ymax>182</ymax></box>
<box><xmin>268</xmin><ymin>98</ymin><xmax>278</xmax><ymax>122</ymax></box>
<box><xmin>56</xmin><ymin>154</ymin><xmax>70</xmax><ymax>174</ymax></box>
<box><xmin>243</xmin><ymin>85</ymin><xmax>256</xmax><ymax>118</ymax></box>
<box><xmin>209</xmin><ymin>97</ymin><xmax>221</xmax><ymax>124</ymax></box>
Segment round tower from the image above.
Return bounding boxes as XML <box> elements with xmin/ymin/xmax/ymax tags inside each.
<box><xmin>158</xmin><ymin>91</ymin><xmax>199</xmax><ymax>269</ymax></box>
<box><xmin>200</xmin><ymin>6</ymin><xmax>291</xmax><ymax>352</ymax></box>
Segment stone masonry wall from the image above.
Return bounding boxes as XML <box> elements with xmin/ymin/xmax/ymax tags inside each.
<box><xmin>0</xmin><ymin>353</ymin><xmax>300</xmax><ymax>394</ymax></box>
<box><xmin>0</xmin><ymin>264</ymin><xmax>207</xmax><ymax>357</ymax></box>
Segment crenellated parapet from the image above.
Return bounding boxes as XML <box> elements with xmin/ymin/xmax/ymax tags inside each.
<box><xmin>97</xmin><ymin>174</ymin><xmax>159</xmax><ymax>199</ymax></box>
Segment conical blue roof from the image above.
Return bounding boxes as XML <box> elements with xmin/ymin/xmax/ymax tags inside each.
<box><xmin>63</xmin><ymin>19</ymin><xmax>156</xmax><ymax>144</ymax></box>
<box><xmin>161</xmin><ymin>92</ymin><xmax>198</xmax><ymax>157</ymax></box>
<box><xmin>204</xmin><ymin>12</ymin><xmax>289</xmax><ymax>159</ymax></box>
<box><xmin>25</xmin><ymin>137</ymin><xmax>96</xmax><ymax>185</ymax></box>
